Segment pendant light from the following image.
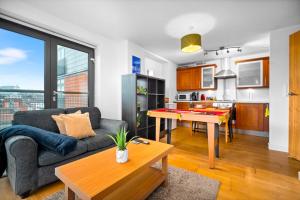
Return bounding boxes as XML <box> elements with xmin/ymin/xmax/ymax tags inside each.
<box><xmin>181</xmin><ymin>33</ymin><xmax>201</xmax><ymax>53</ymax></box>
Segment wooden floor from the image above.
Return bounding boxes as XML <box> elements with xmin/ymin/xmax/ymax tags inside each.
<box><xmin>1</xmin><ymin>126</ymin><xmax>300</xmax><ymax>200</ymax></box>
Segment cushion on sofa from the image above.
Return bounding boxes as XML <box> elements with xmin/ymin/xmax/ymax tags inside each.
<box><xmin>13</xmin><ymin>109</ymin><xmax>65</xmax><ymax>133</ymax></box>
<box><xmin>62</xmin><ymin>113</ymin><xmax>96</xmax><ymax>139</ymax></box>
<box><xmin>65</xmin><ymin>107</ymin><xmax>101</xmax><ymax>129</ymax></box>
<box><xmin>81</xmin><ymin>129</ymin><xmax>115</xmax><ymax>151</ymax></box>
<box><xmin>38</xmin><ymin>140</ymin><xmax>87</xmax><ymax>166</ymax></box>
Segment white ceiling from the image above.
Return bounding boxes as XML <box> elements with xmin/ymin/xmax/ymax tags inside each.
<box><xmin>17</xmin><ymin>0</ymin><xmax>300</xmax><ymax>64</ymax></box>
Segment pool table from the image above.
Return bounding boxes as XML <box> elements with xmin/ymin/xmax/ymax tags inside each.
<box><xmin>147</xmin><ymin>108</ymin><xmax>229</xmax><ymax>169</ymax></box>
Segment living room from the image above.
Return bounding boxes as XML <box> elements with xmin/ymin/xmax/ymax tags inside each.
<box><xmin>0</xmin><ymin>0</ymin><xmax>300</xmax><ymax>199</ymax></box>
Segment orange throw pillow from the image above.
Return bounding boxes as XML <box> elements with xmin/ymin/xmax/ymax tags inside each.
<box><xmin>62</xmin><ymin>113</ymin><xmax>96</xmax><ymax>139</ymax></box>
<box><xmin>52</xmin><ymin>110</ymin><xmax>81</xmax><ymax>134</ymax></box>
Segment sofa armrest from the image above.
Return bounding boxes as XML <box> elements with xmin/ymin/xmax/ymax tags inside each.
<box><xmin>5</xmin><ymin>136</ymin><xmax>38</xmax><ymax>196</ymax></box>
<box><xmin>99</xmin><ymin>118</ymin><xmax>128</xmax><ymax>134</ymax></box>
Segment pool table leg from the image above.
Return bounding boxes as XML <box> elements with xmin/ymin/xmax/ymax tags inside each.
<box><xmin>167</xmin><ymin>119</ymin><xmax>172</xmax><ymax>144</ymax></box>
<box><xmin>207</xmin><ymin>122</ymin><xmax>216</xmax><ymax>169</ymax></box>
<box><xmin>215</xmin><ymin>124</ymin><xmax>220</xmax><ymax>158</ymax></box>
<box><xmin>155</xmin><ymin>117</ymin><xmax>161</xmax><ymax>142</ymax></box>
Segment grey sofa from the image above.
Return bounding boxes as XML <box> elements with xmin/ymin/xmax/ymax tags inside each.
<box><xmin>4</xmin><ymin>107</ymin><xmax>127</xmax><ymax>198</ymax></box>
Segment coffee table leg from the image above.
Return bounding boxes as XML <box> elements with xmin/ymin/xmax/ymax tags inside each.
<box><xmin>65</xmin><ymin>186</ymin><xmax>75</xmax><ymax>200</ymax></box>
<box><xmin>162</xmin><ymin>155</ymin><xmax>168</xmax><ymax>187</ymax></box>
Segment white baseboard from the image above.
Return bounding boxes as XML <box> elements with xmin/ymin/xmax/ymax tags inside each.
<box><xmin>268</xmin><ymin>143</ymin><xmax>288</xmax><ymax>152</ymax></box>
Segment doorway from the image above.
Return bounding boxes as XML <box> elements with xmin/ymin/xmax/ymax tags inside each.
<box><xmin>289</xmin><ymin>30</ymin><xmax>300</xmax><ymax>160</ymax></box>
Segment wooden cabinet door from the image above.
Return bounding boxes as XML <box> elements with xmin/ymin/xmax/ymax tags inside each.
<box><xmin>201</xmin><ymin>66</ymin><xmax>215</xmax><ymax>89</ymax></box>
<box><xmin>236</xmin><ymin>103</ymin><xmax>265</xmax><ymax>131</ymax></box>
<box><xmin>176</xmin><ymin>102</ymin><xmax>190</xmax><ymax>110</ymax></box>
<box><xmin>177</xmin><ymin>69</ymin><xmax>192</xmax><ymax>90</ymax></box>
<box><xmin>263</xmin><ymin>104</ymin><xmax>269</xmax><ymax>131</ymax></box>
<box><xmin>262</xmin><ymin>58</ymin><xmax>269</xmax><ymax>87</ymax></box>
<box><xmin>236</xmin><ymin>57</ymin><xmax>269</xmax><ymax>88</ymax></box>
<box><xmin>191</xmin><ymin>67</ymin><xmax>201</xmax><ymax>90</ymax></box>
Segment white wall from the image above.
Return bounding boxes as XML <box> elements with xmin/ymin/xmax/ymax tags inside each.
<box><xmin>124</xmin><ymin>40</ymin><xmax>177</xmax><ymax>101</ymax></box>
<box><xmin>145</xmin><ymin>58</ymin><xmax>163</xmax><ymax>78</ymax></box>
<box><xmin>0</xmin><ymin>1</ymin><xmax>125</xmax><ymax>119</ymax></box>
<box><xmin>269</xmin><ymin>24</ymin><xmax>300</xmax><ymax>152</ymax></box>
<box><xmin>0</xmin><ymin>2</ymin><xmax>178</xmax><ymax>119</ymax></box>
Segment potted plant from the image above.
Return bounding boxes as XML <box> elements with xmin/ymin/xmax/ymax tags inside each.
<box><xmin>137</xmin><ymin>86</ymin><xmax>147</xmax><ymax>95</ymax></box>
<box><xmin>107</xmin><ymin>128</ymin><xmax>138</xmax><ymax>163</ymax></box>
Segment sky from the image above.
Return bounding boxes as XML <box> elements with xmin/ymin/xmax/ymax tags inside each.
<box><xmin>0</xmin><ymin>28</ymin><xmax>44</xmax><ymax>90</ymax></box>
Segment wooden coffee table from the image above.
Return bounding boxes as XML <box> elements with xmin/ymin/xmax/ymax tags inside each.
<box><xmin>55</xmin><ymin>140</ymin><xmax>173</xmax><ymax>200</ymax></box>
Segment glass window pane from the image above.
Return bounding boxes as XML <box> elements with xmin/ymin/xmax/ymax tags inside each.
<box><xmin>0</xmin><ymin>28</ymin><xmax>45</xmax><ymax>129</ymax></box>
<box><xmin>202</xmin><ymin>67</ymin><xmax>213</xmax><ymax>88</ymax></box>
<box><xmin>238</xmin><ymin>62</ymin><xmax>262</xmax><ymax>86</ymax></box>
<box><xmin>56</xmin><ymin>45</ymin><xmax>89</xmax><ymax>108</ymax></box>
<box><xmin>0</xmin><ymin>28</ymin><xmax>44</xmax><ymax>90</ymax></box>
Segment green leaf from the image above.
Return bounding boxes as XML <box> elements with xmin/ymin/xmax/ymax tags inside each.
<box><xmin>126</xmin><ymin>136</ymin><xmax>140</xmax><ymax>147</ymax></box>
<box><xmin>106</xmin><ymin>134</ymin><xmax>118</xmax><ymax>146</ymax></box>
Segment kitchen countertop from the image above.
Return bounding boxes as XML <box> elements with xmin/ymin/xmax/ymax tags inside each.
<box><xmin>174</xmin><ymin>100</ymin><xmax>269</xmax><ymax>104</ymax></box>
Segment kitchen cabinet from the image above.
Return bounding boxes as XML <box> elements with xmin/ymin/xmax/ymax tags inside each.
<box><xmin>176</xmin><ymin>64</ymin><xmax>217</xmax><ymax>91</ymax></box>
<box><xmin>235</xmin><ymin>103</ymin><xmax>269</xmax><ymax>131</ymax></box>
<box><xmin>201</xmin><ymin>66</ymin><xmax>216</xmax><ymax>89</ymax></box>
<box><xmin>236</xmin><ymin>57</ymin><xmax>269</xmax><ymax>88</ymax></box>
<box><xmin>177</xmin><ymin>68</ymin><xmax>192</xmax><ymax>91</ymax></box>
<box><xmin>176</xmin><ymin>102</ymin><xmax>190</xmax><ymax>110</ymax></box>
<box><xmin>177</xmin><ymin>67</ymin><xmax>201</xmax><ymax>91</ymax></box>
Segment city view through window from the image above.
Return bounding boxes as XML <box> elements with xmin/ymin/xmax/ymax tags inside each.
<box><xmin>0</xmin><ymin>28</ymin><xmax>89</xmax><ymax>129</ymax></box>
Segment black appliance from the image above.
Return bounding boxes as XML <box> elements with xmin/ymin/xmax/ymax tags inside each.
<box><xmin>191</xmin><ymin>92</ymin><xmax>198</xmax><ymax>101</ymax></box>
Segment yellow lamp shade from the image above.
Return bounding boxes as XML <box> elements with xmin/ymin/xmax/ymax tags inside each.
<box><xmin>181</xmin><ymin>34</ymin><xmax>202</xmax><ymax>53</ymax></box>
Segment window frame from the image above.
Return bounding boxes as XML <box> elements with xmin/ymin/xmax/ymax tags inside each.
<box><xmin>0</xmin><ymin>18</ymin><xmax>95</xmax><ymax>108</ymax></box>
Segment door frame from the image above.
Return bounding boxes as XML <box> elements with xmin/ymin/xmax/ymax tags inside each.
<box><xmin>49</xmin><ymin>37</ymin><xmax>95</xmax><ymax>108</ymax></box>
<box><xmin>0</xmin><ymin>18</ymin><xmax>95</xmax><ymax>109</ymax></box>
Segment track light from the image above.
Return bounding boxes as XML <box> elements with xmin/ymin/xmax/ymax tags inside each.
<box><xmin>237</xmin><ymin>48</ymin><xmax>242</xmax><ymax>52</ymax></box>
<box><xmin>216</xmin><ymin>51</ymin><xmax>218</xmax><ymax>56</ymax></box>
<box><xmin>227</xmin><ymin>49</ymin><xmax>229</xmax><ymax>53</ymax></box>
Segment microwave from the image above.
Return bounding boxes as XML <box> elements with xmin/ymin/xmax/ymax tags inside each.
<box><xmin>178</xmin><ymin>94</ymin><xmax>191</xmax><ymax>101</ymax></box>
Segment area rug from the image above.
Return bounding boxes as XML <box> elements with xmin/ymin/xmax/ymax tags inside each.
<box><xmin>44</xmin><ymin>166</ymin><xmax>220</xmax><ymax>200</ymax></box>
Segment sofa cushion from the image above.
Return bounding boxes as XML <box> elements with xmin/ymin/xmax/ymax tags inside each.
<box><xmin>13</xmin><ymin>109</ymin><xmax>65</xmax><ymax>133</ymax></box>
<box><xmin>65</xmin><ymin>107</ymin><xmax>101</xmax><ymax>129</ymax></box>
<box><xmin>81</xmin><ymin>129</ymin><xmax>115</xmax><ymax>151</ymax></box>
<box><xmin>38</xmin><ymin>140</ymin><xmax>87</xmax><ymax>166</ymax></box>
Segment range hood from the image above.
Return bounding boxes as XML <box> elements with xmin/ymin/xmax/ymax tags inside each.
<box><xmin>214</xmin><ymin>57</ymin><xmax>236</xmax><ymax>79</ymax></box>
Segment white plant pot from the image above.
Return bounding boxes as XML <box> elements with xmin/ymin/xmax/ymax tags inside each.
<box><xmin>116</xmin><ymin>149</ymin><xmax>128</xmax><ymax>163</ymax></box>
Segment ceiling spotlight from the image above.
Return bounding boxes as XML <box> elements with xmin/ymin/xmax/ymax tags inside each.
<box><xmin>216</xmin><ymin>51</ymin><xmax>219</xmax><ymax>56</ymax></box>
<box><xmin>227</xmin><ymin>49</ymin><xmax>229</xmax><ymax>53</ymax></box>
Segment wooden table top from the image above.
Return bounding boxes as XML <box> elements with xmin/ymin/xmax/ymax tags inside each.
<box><xmin>148</xmin><ymin>108</ymin><xmax>229</xmax><ymax>124</ymax></box>
<box><xmin>55</xmin><ymin>140</ymin><xmax>173</xmax><ymax>200</ymax></box>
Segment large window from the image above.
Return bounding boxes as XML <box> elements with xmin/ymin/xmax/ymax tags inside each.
<box><xmin>56</xmin><ymin>45</ymin><xmax>89</xmax><ymax>108</ymax></box>
<box><xmin>0</xmin><ymin>19</ymin><xmax>94</xmax><ymax>129</ymax></box>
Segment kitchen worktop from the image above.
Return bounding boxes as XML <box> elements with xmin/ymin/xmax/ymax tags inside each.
<box><xmin>174</xmin><ymin>100</ymin><xmax>269</xmax><ymax>104</ymax></box>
